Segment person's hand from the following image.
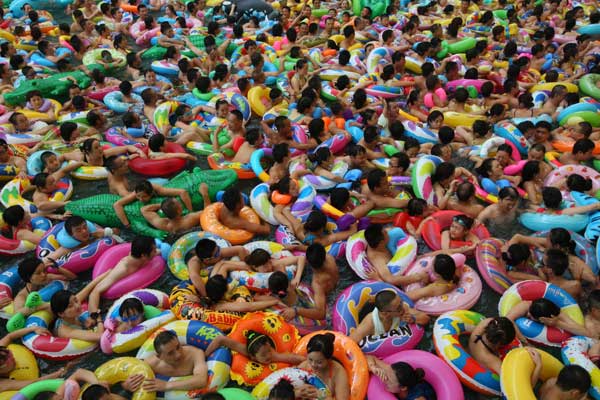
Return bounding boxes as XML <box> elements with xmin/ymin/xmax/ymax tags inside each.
<box><xmin>349</xmin><ymin>221</ymin><xmax>358</xmax><ymax>233</ymax></box>
<box><xmin>199</xmin><ymin>183</ymin><xmax>209</xmax><ymax>198</ymax></box>
<box><xmin>185</xmin><ymin>154</ymin><xmax>197</xmax><ymax>161</ymax></box>
<box><xmin>143</xmin><ymin>378</ymin><xmax>168</xmax><ymax>392</ymax></box>
<box><xmin>33</xmin><ymin>327</ymin><xmax>50</xmax><ymax>336</ymax></box>
<box><xmin>281</xmin><ymin>307</ymin><xmax>296</xmax><ymax>321</ymax></box>
<box><xmin>539</xmin><ymin>316</ymin><xmax>558</xmax><ymax>327</ymax></box>
<box><xmin>122</xmin><ymin>374</ymin><xmax>145</xmax><ymax>392</ymax></box>
<box><xmin>413</xmin><ymin>271</ymin><xmax>429</xmax><ymax>285</ymax></box>
<box><xmin>184</xmin><ymin>294</ymin><xmax>201</xmax><ymax>303</ymax></box>
<box><xmin>290</xmin><ymin>276</ymin><xmax>300</xmax><ymax>289</ymax></box>
<box><xmin>527</xmin><ymin>347</ymin><xmax>541</xmax><ymax>367</ymax></box>
<box><xmin>295</xmin><ymin>384</ymin><xmax>320</xmax><ymax>400</ymax></box>
<box><xmin>0</xmin><ymin>296</ymin><xmax>11</xmax><ymax>308</ymax></box>
<box><xmin>129</xmin><ymin>153</ymin><xmax>140</xmax><ymax>160</ymax></box>
<box><xmin>365</xmin><ymin>267</ymin><xmax>380</xmax><ymax>281</ymax></box>
<box><xmin>449</xmin><ymin>179</ymin><xmax>460</xmax><ymax>192</ymax></box>
<box><xmin>84</xmin><ymin>317</ymin><xmax>98</xmax><ymax>329</ymax></box>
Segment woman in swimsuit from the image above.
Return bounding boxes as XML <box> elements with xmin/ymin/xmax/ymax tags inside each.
<box><xmin>468</xmin><ymin>316</ymin><xmax>518</xmax><ymax>374</ymax></box>
<box><xmin>63</xmin><ymin>138</ymin><xmax>145</xmax><ymax>166</ymax></box>
<box><xmin>406</xmin><ymin>254</ymin><xmax>459</xmax><ymax>302</ymax></box>
<box><xmin>297</xmin><ymin>333</ymin><xmax>350</xmax><ymax>400</ymax></box>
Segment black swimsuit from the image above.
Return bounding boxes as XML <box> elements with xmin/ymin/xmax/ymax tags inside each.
<box><xmin>474</xmin><ymin>334</ymin><xmax>498</xmax><ymax>356</ymax></box>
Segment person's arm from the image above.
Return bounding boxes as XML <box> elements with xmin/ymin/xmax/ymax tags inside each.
<box><xmin>507</xmin><ymin>270</ymin><xmax>542</xmax><ymax>281</ymax></box>
<box><xmin>332</xmin><ymin>364</ymin><xmax>350</xmax><ymax>400</ymax></box>
<box><xmin>560</xmin><ymin>202</ymin><xmax>600</xmax><ymax>215</ymax></box>
<box><xmin>153</xmin><ymin>186</ymin><xmax>192</xmax><ymax>211</ymax></box>
<box><xmin>294</xmin><ymin>285</ymin><xmax>326</xmax><ymax>320</ymax></box>
<box><xmin>0</xmin><ymin>326</ymin><xmax>50</xmax><ymax>346</ymax></box>
<box><xmin>272</xmin><ymin>351</ymin><xmax>305</xmax><ymax>365</ymax></box>
<box><xmin>221</xmin><ymin>211</ymin><xmax>271</xmax><ymax>235</ymax></box>
<box><xmin>289</xmin><ymin>256</ymin><xmax>305</xmax><ymax>288</ymax></box>
<box><xmin>57</xmin><ymin>322</ymin><xmax>103</xmax><ymax>341</ymax></box>
<box><xmin>215</xmin><ymin>298</ymin><xmax>281</xmax><ymax>313</ymax></box>
<box><xmin>187</xmin><ymin>259</ymin><xmax>207</xmax><ymax>298</ymax></box>
<box><xmin>141</xmin><ymin>204</ymin><xmax>168</xmax><ymax>230</ymax></box>
<box><xmin>349</xmin><ymin>314</ymin><xmax>374</xmax><ymax>343</ymax></box>
<box><xmin>113</xmin><ymin>193</ymin><xmax>137</xmax><ymax>227</ymax></box>
<box><xmin>540</xmin><ymin>313</ymin><xmax>588</xmax><ymax>336</ymax></box>
<box><xmin>441</xmin><ymin>230</ymin><xmax>451</xmax><ymax>250</ymax></box>
<box><xmin>505</xmin><ymin>301</ymin><xmax>531</xmax><ymax>321</ymax></box>
<box><xmin>204</xmin><ymin>335</ymin><xmax>247</xmax><ymax>357</ymax></box>
<box><xmin>506</xmin><ymin>233</ymin><xmax>546</xmax><ymax>249</ymax></box>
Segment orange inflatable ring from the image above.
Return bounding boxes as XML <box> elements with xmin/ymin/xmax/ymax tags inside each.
<box><xmin>228</xmin><ymin>311</ymin><xmax>300</xmax><ymax>386</ymax></box>
<box><xmin>322</xmin><ymin>116</ymin><xmax>346</xmax><ymax>132</ymax></box>
<box><xmin>552</xmin><ymin>139</ymin><xmax>600</xmax><ymax>155</ymax></box>
<box><xmin>120</xmin><ymin>3</ymin><xmax>139</xmax><ymax>13</ymax></box>
<box><xmin>294</xmin><ymin>330</ymin><xmax>369</xmax><ymax>400</ymax></box>
<box><xmin>200</xmin><ymin>202</ymin><xmax>260</xmax><ymax>245</ymax></box>
<box><xmin>271</xmin><ymin>191</ymin><xmax>292</xmax><ymax>205</ymax></box>
<box><xmin>322</xmin><ymin>48</ymin><xmax>337</xmax><ymax>57</ymax></box>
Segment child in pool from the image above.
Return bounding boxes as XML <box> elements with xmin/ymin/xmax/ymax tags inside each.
<box><xmin>506</xmin><ymin>298</ymin><xmax>587</xmax><ymax>337</ymax></box>
<box><xmin>367</xmin><ymin>359</ymin><xmax>436</xmax><ymax>400</ymax></box>
<box><xmin>394</xmin><ymin>198</ymin><xmax>437</xmax><ymax>239</ymax></box>
<box><xmin>111</xmin><ymin>297</ymin><xmax>147</xmax><ymax>333</ymax></box>
<box><xmin>338</xmin><ymin>144</ymin><xmax>377</xmax><ymax>172</ymax></box>
<box><xmin>407</xmin><ymin>254</ymin><xmax>460</xmax><ymax>301</ymax></box>
<box><xmin>271</xmin><ymin>176</ymin><xmax>303</xmax><ymax>232</ymax></box>
<box><xmin>268</xmin><ymin>143</ymin><xmax>291</xmax><ymax>185</ymax></box>
<box><xmin>440</xmin><ymin>214</ymin><xmax>481</xmax><ymax>251</ymax></box>
<box><xmin>432</xmin><ymin>162</ymin><xmax>477</xmax><ymax>210</ymax></box>
<box><xmin>23</xmin><ymin>90</ymin><xmax>56</xmax><ymax>123</ymax></box>
<box><xmin>219</xmin><ymin>187</ymin><xmax>271</xmax><ymax>236</ymax></box>
<box><xmin>1</xmin><ymin>205</ymin><xmax>49</xmax><ymax>247</ymax></box>
<box><xmin>88</xmin><ymin>236</ymin><xmax>157</xmax><ymax>315</ymax></box>
<box><xmin>232</xmin><ymin>129</ymin><xmax>261</xmax><ymax>164</ymax></box>
<box><xmin>148</xmin><ymin>134</ymin><xmax>196</xmax><ymax>161</ymax></box>
<box><xmin>475</xmin><ymin>158</ymin><xmax>520</xmax><ymax>197</ymax></box>
<box><xmin>501</xmin><ymin>243</ymin><xmax>543</xmax><ymax>281</ymax></box>
<box><xmin>31</xmin><ymin>172</ymin><xmax>73</xmax><ymax>213</ymax></box>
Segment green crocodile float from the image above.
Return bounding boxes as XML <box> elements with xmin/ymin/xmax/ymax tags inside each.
<box><xmin>4</xmin><ymin>71</ymin><xmax>92</xmax><ymax>106</ymax></box>
<box><xmin>65</xmin><ymin>168</ymin><xmax>238</xmax><ymax>240</ymax></box>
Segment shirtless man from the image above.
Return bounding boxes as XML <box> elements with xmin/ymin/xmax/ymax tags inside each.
<box><xmin>186</xmin><ymin>238</ymin><xmax>249</xmax><ymax>297</ymax></box>
<box><xmin>0</xmin><ymin>139</ymin><xmax>26</xmax><ymax>178</ymax></box>
<box><xmin>558</xmin><ymin>138</ymin><xmax>595</xmax><ymax>166</ymax></box>
<box><xmin>213</xmin><ymin>110</ymin><xmax>246</xmax><ymax>153</ymax></box>
<box><xmin>349</xmin><ymin>290</ymin><xmax>429</xmax><ymax>346</ymax></box>
<box><xmin>280</xmin><ymin>244</ymin><xmax>338</xmax><ymax>321</ymax></box>
<box><xmin>539</xmin><ymin>85</ymin><xmax>567</xmax><ymax>117</ymax></box>
<box><xmin>529</xmin><ymin>354</ymin><xmax>591</xmax><ymax>400</ymax></box>
<box><xmin>141</xmin><ymin>198</ymin><xmax>204</xmax><ymax>234</ymax></box>
<box><xmin>129</xmin><ymin>330</ymin><xmax>208</xmax><ymax>393</ymax></box>
<box><xmin>220</xmin><ymin>188</ymin><xmax>270</xmax><ymax>236</ymax></box>
<box><xmin>477</xmin><ymin>187</ymin><xmax>520</xmax><ymax>228</ymax></box>
<box><xmin>363</xmin><ymin>224</ymin><xmax>427</xmax><ymax>286</ymax></box>
<box><xmin>363</xmin><ymin>169</ymin><xmax>410</xmax><ymax>210</ymax></box>
<box><xmin>32</xmin><ymin>173</ymin><xmax>73</xmax><ymax>213</ymax></box>
<box><xmin>231</xmin><ymin>129</ymin><xmax>261</xmax><ymax>164</ymax></box>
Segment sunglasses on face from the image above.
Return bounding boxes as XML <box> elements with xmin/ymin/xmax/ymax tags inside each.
<box><xmin>121</xmin><ymin>313</ymin><xmax>142</xmax><ymax>323</ymax></box>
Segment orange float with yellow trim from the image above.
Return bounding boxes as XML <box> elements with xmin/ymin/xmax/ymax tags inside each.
<box><xmin>200</xmin><ymin>202</ymin><xmax>260</xmax><ymax>245</ymax></box>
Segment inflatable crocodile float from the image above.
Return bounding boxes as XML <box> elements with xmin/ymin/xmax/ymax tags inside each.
<box><xmin>65</xmin><ymin>168</ymin><xmax>238</xmax><ymax>239</ymax></box>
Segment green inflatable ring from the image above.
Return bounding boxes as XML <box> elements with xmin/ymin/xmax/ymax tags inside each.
<box><xmin>311</xmin><ymin>8</ymin><xmax>329</xmax><ymax>17</ymax></box>
<box><xmin>219</xmin><ymin>388</ymin><xmax>256</xmax><ymax>400</ymax></box>
<box><xmin>82</xmin><ymin>48</ymin><xmax>126</xmax><ymax>69</ymax></box>
<box><xmin>352</xmin><ymin>0</ymin><xmax>389</xmax><ymax>17</ymax></box>
<box><xmin>436</xmin><ymin>37</ymin><xmax>477</xmax><ymax>59</ymax></box>
<box><xmin>579</xmin><ymin>74</ymin><xmax>600</xmax><ymax>100</ymax></box>
<box><xmin>559</xmin><ymin>110</ymin><xmax>600</xmax><ymax>127</ymax></box>
<box><xmin>13</xmin><ymin>379</ymin><xmax>63</xmax><ymax>400</ymax></box>
<box><xmin>192</xmin><ymin>88</ymin><xmax>217</xmax><ymax>101</ymax></box>
<box><xmin>493</xmin><ymin>9</ymin><xmax>508</xmax><ymax>20</ymax></box>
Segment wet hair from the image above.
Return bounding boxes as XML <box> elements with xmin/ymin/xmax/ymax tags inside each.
<box><xmin>18</xmin><ymin>257</ymin><xmax>42</xmax><ymax>283</ymax></box>
<box><xmin>390</xmin><ymin>152</ymin><xmax>410</xmax><ymax>172</ymax></box>
<box><xmin>303</xmin><ymin>210</ymin><xmax>327</xmax><ymax>233</ymax></box>
<box><xmin>268</xmin><ymin>378</ymin><xmax>295</xmax><ymax>400</ymax></box>
<box><xmin>548</xmin><ymin>228</ymin><xmax>576</xmax><ymax>254</ymax></box>
<box><xmin>206</xmin><ymin>275</ymin><xmax>228</xmax><ymax>303</ymax></box>
<box><xmin>391</xmin><ymin>362</ymin><xmax>425</xmax><ymax>389</ymax></box>
<box><xmin>195</xmin><ymin>239</ymin><xmax>217</xmax><ymax>259</ymax></box>
<box><xmin>82</xmin><ymin>385</ymin><xmax>110</xmax><ymax>400</ymax></box>
<box><xmin>375</xmin><ymin>289</ymin><xmax>398</xmax><ymax>310</ymax></box>
<box><xmin>502</xmin><ymin>243</ymin><xmax>531</xmax><ymax>266</ymax></box>
<box><xmin>520</xmin><ymin>160</ymin><xmax>540</xmax><ymax>185</ymax></box>
<box><xmin>50</xmin><ymin>289</ymin><xmax>73</xmax><ymax>316</ymax></box>
<box><xmin>566</xmin><ymin>174</ymin><xmax>592</xmax><ymax>193</ymax></box>
<box><xmin>589</xmin><ymin>289</ymin><xmax>600</xmax><ymax>310</ymax></box>
<box><xmin>367</xmin><ymin>169</ymin><xmax>387</xmax><ymax>191</ymax></box>
<box><xmin>268</xmin><ymin>271</ymin><xmax>289</xmax><ymax>298</ymax></box>
<box><xmin>456</xmin><ymin>181</ymin><xmax>475</xmax><ymax>201</ymax></box>
<box><xmin>431</xmin><ymin>162</ymin><xmax>455</xmax><ymax>184</ymax></box>
<box><xmin>438</xmin><ymin>126</ymin><xmax>455</xmax><ymax>144</ymax></box>
<box><xmin>272</xmin><ymin>143</ymin><xmax>289</xmax><ymax>164</ymax></box>
<box><xmin>223</xmin><ymin>187</ymin><xmax>243</xmax><ymax>212</ymax></box>
<box><xmin>542</xmin><ymin>186</ymin><xmax>562</xmax><ymax>209</ymax></box>
<box><xmin>330</xmin><ymin>187</ymin><xmax>350</xmax><ymax>210</ymax></box>
<box><xmin>246</xmin><ymin>330</ymin><xmax>275</xmax><ymax>356</ymax></box>
<box><xmin>306</xmin><ymin>243</ymin><xmax>326</xmax><ymax>270</ymax></box>
<box><xmin>475</xmin><ymin>158</ymin><xmax>496</xmax><ymax>178</ymax></box>
<box><xmin>573</xmin><ymin>138</ymin><xmax>595</xmax><ymax>155</ymax></box>
<box><xmin>433</xmin><ymin>254</ymin><xmax>455</xmax><ymax>281</ymax></box>
<box><xmin>365</xmin><ymin>224</ymin><xmax>385</xmax><ymax>248</ymax></box>
<box><xmin>131</xmin><ymin>235</ymin><xmax>155</xmax><ymax>258</ymax></box>
<box><xmin>3</xmin><ymin>205</ymin><xmax>25</xmax><ymax>227</ymax></box>
<box><xmin>484</xmin><ymin>316</ymin><xmax>516</xmax><ymax>345</ymax></box>
<box><xmin>134</xmin><ymin>181</ymin><xmax>154</xmax><ymax>195</ymax></box>
<box><xmin>159</xmin><ymin>198</ymin><xmax>180</xmax><ymax>219</ymax></box>
<box><xmin>407</xmin><ymin>198</ymin><xmax>426</xmax><ymax>216</ymax></box>
<box><xmin>119</xmin><ymin>297</ymin><xmax>144</xmax><ymax>318</ymax></box>
<box><xmin>59</xmin><ymin>121</ymin><xmax>78</xmax><ymax>141</ymax></box>
<box><xmin>154</xmin><ymin>330</ymin><xmax>178</xmax><ymax>354</ymax></box>
<box><xmin>64</xmin><ymin>216</ymin><xmax>86</xmax><ymax>236</ymax></box>
<box><xmin>245</xmin><ymin>249</ymin><xmax>271</xmax><ymax>268</ymax></box>
<box><xmin>529</xmin><ymin>298</ymin><xmax>560</xmax><ymax>320</ymax></box>
<box><xmin>556</xmin><ymin>365</ymin><xmax>591</xmax><ymax>394</ymax></box>
<box><xmin>306</xmin><ymin>332</ymin><xmax>335</xmax><ymax>358</ymax></box>
<box><xmin>544</xmin><ymin>248</ymin><xmax>569</xmax><ymax>276</ymax></box>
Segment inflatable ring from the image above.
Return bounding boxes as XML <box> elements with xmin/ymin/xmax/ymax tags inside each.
<box><xmin>136</xmin><ymin>319</ymin><xmax>231</xmax><ymax>396</ymax></box>
<box><xmin>168</xmin><ymin>280</ymin><xmax>243</xmax><ymax>331</ymax></box>
<box><xmin>421</xmin><ymin>210</ymin><xmax>490</xmax><ymax>251</ymax></box>
<box><xmin>580</xmin><ymin>74</ymin><xmax>600</xmax><ymax>100</ymax></box>
<box><xmin>345</xmin><ymin>228</ymin><xmax>417</xmax><ymax>280</ymax></box>
<box><xmin>367</xmin><ymin>350</ymin><xmax>463</xmax><ymax>400</ymax></box>
<box><xmin>500</xmin><ymin>347</ymin><xmax>563</xmax><ymax>400</ymax></box>
<box><xmin>250</xmin><ymin>148</ymin><xmax>272</xmax><ymax>183</ymax></box>
<box><xmin>200</xmin><ymin>202</ymin><xmax>260</xmax><ymax>245</ymax></box>
<box><xmin>289</xmin><ymin>159</ymin><xmax>349</xmax><ymax>191</ymax></box>
<box><xmin>498</xmin><ymin>280</ymin><xmax>584</xmax><ymax>346</ymax></box>
<box><xmin>36</xmin><ymin>222</ymin><xmax>117</xmax><ymax>274</ymax></box>
<box><xmin>229</xmin><ymin>311</ymin><xmax>300</xmax><ymax>386</ymax></box>
<box><xmin>93</xmin><ymin>242</ymin><xmax>166</xmax><ymax>299</ymax></box>
<box><xmin>0</xmin><ymin>280</ymin><xmax>67</xmax><ymax>320</ymax></box>
<box><xmin>571</xmin><ymin>191</ymin><xmax>600</xmax><ymax>242</ymax></box>
<box><xmin>519</xmin><ymin>207</ymin><xmax>589</xmax><ymax>232</ymax></box>
<box><xmin>411</xmin><ymin>155</ymin><xmax>442</xmax><ymax>205</ymax></box>
<box><xmin>101</xmin><ymin>289</ymin><xmax>175</xmax><ymax>354</ymax></box>
<box><xmin>475</xmin><ymin>238</ymin><xmax>513</xmax><ymax>294</ymax></box>
<box><xmin>22</xmin><ymin>310</ymin><xmax>97</xmax><ymax>360</ymax></box>
<box><xmin>0</xmin><ymin>216</ymin><xmax>50</xmax><ymax>257</ymax></box>
<box><xmin>479</xmin><ymin>136</ymin><xmax>521</xmax><ymax>161</ymax></box>
<box><xmin>494</xmin><ymin>121</ymin><xmax>529</xmax><ymax>156</ymax></box>
<box><xmin>4</xmin><ymin>344</ymin><xmax>39</xmax><ymax>382</ymax></box>
<box><xmin>552</xmin><ymin>138</ymin><xmax>600</xmax><ymax>155</ymax></box>
<box><xmin>103</xmin><ymin>91</ymin><xmax>143</xmax><ymax>114</ymax></box>
<box><xmin>0</xmin><ymin>176</ymin><xmax>72</xmax><ymax>214</ymax></box>
<box><xmin>208</xmin><ymin>153</ymin><xmax>255</xmax><ymax>180</ymax></box>
<box><xmin>332</xmin><ymin>280</ymin><xmax>424</xmax><ymax>358</ymax></box>
<box><xmin>403</xmin><ymin>254</ymin><xmax>482</xmax><ymax>315</ymax></box>
<box><xmin>402</xmin><ymin>120</ymin><xmax>438</xmax><ymax>144</ymax></box>
<box><xmin>433</xmin><ymin>310</ymin><xmax>520</xmax><ymax>396</ymax></box>
<box><xmin>0</xmin><ymin>265</ymin><xmax>21</xmax><ymax>305</ymax></box>
<box><xmin>168</xmin><ymin>231</ymin><xmax>231</xmax><ymax>281</ymax></box>
<box><xmin>252</xmin><ymin>367</ymin><xmax>330</xmax><ymax>400</ymax></box>
<box><xmin>95</xmin><ymin>357</ymin><xmax>155</xmax><ymax>400</ymax></box>
<box><xmin>529</xmin><ymin>82</ymin><xmax>578</xmax><ymax>93</ymax></box>
<box><xmin>312</xmin><ymin>133</ymin><xmax>350</xmax><ymax>155</ymax></box>
<box><xmin>248</xmin><ymin>86</ymin><xmax>271</xmax><ymax>117</ymax></box>
<box><xmin>153</xmin><ymin>101</ymin><xmax>178</xmax><ymax>135</ymax></box>
<box><xmin>82</xmin><ymin>48</ymin><xmax>126</xmax><ymax>69</ymax></box>
<box><xmin>9</xmin><ymin>379</ymin><xmax>63</xmax><ymax>400</ymax></box>
<box><xmin>128</xmin><ymin>143</ymin><xmax>188</xmax><ymax>177</ymax></box>
<box><xmin>249</xmin><ymin>183</ymin><xmax>278</xmax><ymax>225</ymax></box>
<box><xmin>544</xmin><ymin>164</ymin><xmax>600</xmax><ymax>195</ymax></box>
<box><xmin>294</xmin><ymin>330</ymin><xmax>369</xmax><ymax>400</ymax></box>
<box><xmin>561</xmin><ymin>336</ymin><xmax>600</xmax><ymax>399</ymax></box>
<box><xmin>441</xmin><ymin>111</ymin><xmax>485</xmax><ymax>129</ymax></box>
<box><xmin>532</xmin><ymin>230</ymin><xmax>598</xmax><ymax>274</ymax></box>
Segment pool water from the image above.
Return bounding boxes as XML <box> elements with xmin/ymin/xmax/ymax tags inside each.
<box><xmin>0</xmin><ymin>6</ymin><xmax>563</xmax><ymax>399</ymax></box>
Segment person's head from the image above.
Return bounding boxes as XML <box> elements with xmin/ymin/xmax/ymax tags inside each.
<box><xmin>118</xmin><ymin>297</ymin><xmax>144</xmax><ymax>329</ymax></box>
<box><xmin>18</xmin><ymin>257</ymin><xmax>48</xmax><ymax>285</ymax></box>
<box><xmin>449</xmin><ymin>214</ymin><xmax>473</xmax><ymax>240</ymax></box>
<box><xmin>245</xmin><ymin>248</ymin><xmax>272</xmax><ymax>272</ymax></box>
<box><xmin>433</xmin><ymin>254</ymin><xmax>456</xmax><ymax>281</ymax></box>
<box><xmin>205</xmin><ymin>275</ymin><xmax>228</xmax><ymax>303</ymax></box>
<box><xmin>303</xmin><ymin>210</ymin><xmax>327</xmax><ymax>233</ymax></box>
<box><xmin>542</xmin><ymin>248</ymin><xmax>569</xmax><ymax>277</ymax></box>
<box><xmin>484</xmin><ymin>316</ymin><xmax>516</xmax><ymax>346</ymax></box>
<box><xmin>133</xmin><ymin>181</ymin><xmax>155</xmax><ymax>203</ymax></box>
<box><xmin>160</xmin><ymin>198</ymin><xmax>183</xmax><ymax>219</ymax></box>
<box><xmin>154</xmin><ymin>330</ymin><xmax>182</xmax><ymax>365</ymax></box>
<box><xmin>365</xmin><ymin>224</ymin><xmax>386</xmax><ymax>249</ymax></box>
<box><xmin>476</xmin><ymin>158</ymin><xmax>502</xmax><ymax>179</ymax></box>
<box><xmin>566</xmin><ymin>173</ymin><xmax>592</xmax><ymax>194</ymax></box>
<box><xmin>553</xmin><ymin>365</ymin><xmax>592</xmax><ymax>398</ymax></box>
<box><xmin>3</xmin><ymin>204</ymin><xmax>29</xmax><ymax>228</ymax></box>
<box><xmin>431</xmin><ymin>162</ymin><xmax>455</xmax><ymax>186</ymax></box>
<box><xmin>427</xmin><ymin>110</ymin><xmax>444</xmax><ymax>129</ymax></box>
<box><xmin>82</xmin><ymin>385</ymin><xmax>111</xmax><ymax>400</ymax></box>
<box><xmin>306</xmin><ymin>332</ymin><xmax>335</xmax><ymax>372</ymax></box>
<box><xmin>64</xmin><ymin>216</ymin><xmax>90</xmax><ymax>242</ymax></box>
<box><xmin>529</xmin><ymin>298</ymin><xmax>560</xmax><ymax>320</ymax></box>
<box><xmin>375</xmin><ymin>290</ymin><xmax>405</xmax><ymax>319</ymax></box>
<box><xmin>542</xmin><ymin>186</ymin><xmax>562</xmax><ymax>209</ymax></box>
<box><xmin>534</xmin><ymin>121</ymin><xmax>552</xmax><ymax>144</ymax></box>
<box><xmin>268</xmin><ymin>378</ymin><xmax>295</xmax><ymax>400</ymax></box>
<box><xmin>268</xmin><ymin>271</ymin><xmax>289</xmax><ymax>299</ymax></box>
<box><xmin>367</xmin><ymin>169</ymin><xmax>388</xmax><ymax>193</ymax></box>
<box><xmin>246</xmin><ymin>330</ymin><xmax>276</xmax><ymax>364</ymax></box>
<box><xmin>148</xmin><ymin>134</ymin><xmax>166</xmax><ymax>152</ymax></box>
<box><xmin>502</xmin><ymin>243</ymin><xmax>531</xmax><ymax>267</ymax></box>
<box><xmin>131</xmin><ymin>235</ymin><xmax>156</xmax><ymax>259</ymax></box>
<box><xmin>306</xmin><ymin>243</ymin><xmax>326</xmax><ymax>271</ymax></box>
<box><xmin>50</xmin><ymin>289</ymin><xmax>82</xmax><ymax>319</ymax></box>
<box><xmin>572</xmin><ymin>138</ymin><xmax>595</xmax><ymax>161</ymax></box>
<box><xmin>105</xmin><ymin>155</ymin><xmax>129</xmax><ymax>176</ymax></box>
<box><xmin>222</xmin><ymin>187</ymin><xmax>243</xmax><ymax>213</ymax></box>
<box><xmin>456</xmin><ymin>181</ymin><xmax>475</xmax><ymax>202</ymax></box>
<box><xmin>389</xmin><ymin>361</ymin><xmax>426</xmax><ymax>394</ymax></box>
